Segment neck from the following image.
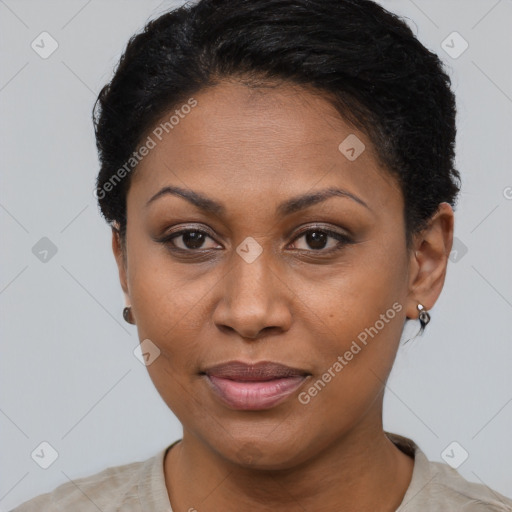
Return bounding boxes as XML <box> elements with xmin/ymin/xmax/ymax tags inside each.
<box><xmin>164</xmin><ymin>419</ymin><xmax>414</xmax><ymax>512</ymax></box>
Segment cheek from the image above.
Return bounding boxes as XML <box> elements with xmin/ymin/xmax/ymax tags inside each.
<box><xmin>307</xmin><ymin>237</ymin><xmax>407</xmax><ymax>337</ymax></box>
<box><xmin>127</xmin><ymin>254</ymin><xmax>210</xmax><ymax>417</ymax></box>
<box><xmin>299</xmin><ymin>241</ymin><xmax>408</xmax><ymax>396</ymax></box>
<box><xmin>293</xmin><ymin>299</ymin><xmax>406</xmax><ymax>439</ymax></box>
<box><xmin>126</xmin><ymin>229</ymin><xmax>209</xmax><ymax>328</ymax></box>
<box><xmin>125</xmin><ymin>248</ymin><xmax>215</xmax><ymax>395</ymax></box>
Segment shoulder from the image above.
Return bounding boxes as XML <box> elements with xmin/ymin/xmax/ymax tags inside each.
<box><xmin>423</xmin><ymin>457</ymin><xmax>512</xmax><ymax>511</ymax></box>
<box><xmin>9</xmin><ymin>450</ymin><xmax>164</xmax><ymax>512</ymax></box>
<box><xmin>387</xmin><ymin>433</ymin><xmax>512</xmax><ymax>512</ymax></box>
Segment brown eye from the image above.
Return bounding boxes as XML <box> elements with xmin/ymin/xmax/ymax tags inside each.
<box><xmin>301</xmin><ymin>230</ymin><xmax>329</xmax><ymax>250</ymax></box>
<box><xmin>161</xmin><ymin>229</ymin><xmax>220</xmax><ymax>251</ymax></box>
<box><xmin>289</xmin><ymin>227</ymin><xmax>353</xmax><ymax>253</ymax></box>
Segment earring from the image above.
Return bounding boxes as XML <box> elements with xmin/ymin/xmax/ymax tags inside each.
<box><xmin>123</xmin><ymin>306</ymin><xmax>135</xmax><ymax>325</ymax></box>
<box><xmin>417</xmin><ymin>303</ymin><xmax>430</xmax><ymax>329</ymax></box>
<box><xmin>403</xmin><ymin>303</ymin><xmax>431</xmax><ymax>344</ymax></box>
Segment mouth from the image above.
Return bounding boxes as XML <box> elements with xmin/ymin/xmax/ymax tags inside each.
<box><xmin>201</xmin><ymin>360</ymin><xmax>311</xmax><ymax>411</ymax></box>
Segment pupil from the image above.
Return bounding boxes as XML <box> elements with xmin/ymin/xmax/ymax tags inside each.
<box><xmin>183</xmin><ymin>231</ymin><xmax>205</xmax><ymax>249</ymax></box>
<box><xmin>306</xmin><ymin>231</ymin><xmax>327</xmax><ymax>250</ymax></box>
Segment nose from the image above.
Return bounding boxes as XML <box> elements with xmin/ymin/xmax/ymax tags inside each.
<box><xmin>212</xmin><ymin>247</ymin><xmax>293</xmax><ymax>340</ymax></box>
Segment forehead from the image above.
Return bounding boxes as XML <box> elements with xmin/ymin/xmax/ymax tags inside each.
<box><xmin>129</xmin><ymin>80</ymin><xmax>402</xmax><ymax>214</ymax></box>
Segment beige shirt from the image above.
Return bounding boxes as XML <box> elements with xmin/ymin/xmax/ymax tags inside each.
<box><xmin>11</xmin><ymin>433</ymin><xmax>512</xmax><ymax>511</ymax></box>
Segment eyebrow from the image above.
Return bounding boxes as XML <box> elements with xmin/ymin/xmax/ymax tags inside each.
<box><xmin>145</xmin><ymin>185</ymin><xmax>371</xmax><ymax>216</ymax></box>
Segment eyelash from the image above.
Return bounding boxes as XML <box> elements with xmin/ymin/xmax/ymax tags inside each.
<box><xmin>158</xmin><ymin>225</ymin><xmax>354</xmax><ymax>256</ymax></box>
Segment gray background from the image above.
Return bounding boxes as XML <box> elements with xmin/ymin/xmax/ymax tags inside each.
<box><xmin>1</xmin><ymin>0</ymin><xmax>511</xmax><ymax>509</ymax></box>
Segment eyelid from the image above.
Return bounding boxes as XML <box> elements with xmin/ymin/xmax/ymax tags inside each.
<box><xmin>160</xmin><ymin>224</ymin><xmax>218</xmax><ymax>240</ymax></box>
<box><xmin>291</xmin><ymin>223</ymin><xmax>351</xmax><ymax>238</ymax></box>
<box><xmin>158</xmin><ymin>225</ymin><xmax>221</xmax><ymax>248</ymax></box>
<box><xmin>158</xmin><ymin>222</ymin><xmax>353</xmax><ymax>254</ymax></box>
<box><xmin>287</xmin><ymin>224</ymin><xmax>354</xmax><ymax>252</ymax></box>
<box><xmin>159</xmin><ymin>222</ymin><xmax>350</xmax><ymax>241</ymax></box>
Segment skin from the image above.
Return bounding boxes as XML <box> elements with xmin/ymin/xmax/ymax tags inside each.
<box><xmin>112</xmin><ymin>80</ymin><xmax>454</xmax><ymax>512</ymax></box>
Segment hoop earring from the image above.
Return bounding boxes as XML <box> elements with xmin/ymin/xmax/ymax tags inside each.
<box><xmin>123</xmin><ymin>306</ymin><xmax>135</xmax><ymax>325</ymax></box>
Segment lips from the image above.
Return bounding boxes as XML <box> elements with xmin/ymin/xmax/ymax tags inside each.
<box><xmin>202</xmin><ymin>361</ymin><xmax>310</xmax><ymax>410</ymax></box>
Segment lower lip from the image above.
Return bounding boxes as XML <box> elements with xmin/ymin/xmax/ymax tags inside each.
<box><xmin>206</xmin><ymin>375</ymin><xmax>308</xmax><ymax>410</ymax></box>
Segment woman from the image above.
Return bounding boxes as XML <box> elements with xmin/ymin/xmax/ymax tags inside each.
<box><xmin>12</xmin><ymin>0</ymin><xmax>512</xmax><ymax>510</ymax></box>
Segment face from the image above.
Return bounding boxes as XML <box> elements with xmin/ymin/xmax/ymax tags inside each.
<box><xmin>115</xmin><ymin>80</ymin><xmax>424</xmax><ymax>469</ymax></box>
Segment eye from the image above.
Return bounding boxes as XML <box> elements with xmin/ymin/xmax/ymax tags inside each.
<box><xmin>158</xmin><ymin>224</ymin><xmax>353</xmax><ymax>255</ymax></box>
<box><xmin>288</xmin><ymin>226</ymin><xmax>353</xmax><ymax>253</ymax></box>
<box><xmin>160</xmin><ymin>228</ymin><xmax>221</xmax><ymax>251</ymax></box>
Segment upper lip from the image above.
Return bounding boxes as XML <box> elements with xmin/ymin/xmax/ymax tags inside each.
<box><xmin>203</xmin><ymin>360</ymin><xmax>309</xmax><ymax>381</ymax></box>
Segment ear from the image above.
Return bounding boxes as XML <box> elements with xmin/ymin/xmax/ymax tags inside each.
<box><xmin>111</xmin><ymin>224</ymin><xmax>129</xmax><ymax>301</ymax></box>
<box><xmin>405</xmin><ymin>202</ymin><xmax>454</xmax><ymax>320</ymax></box>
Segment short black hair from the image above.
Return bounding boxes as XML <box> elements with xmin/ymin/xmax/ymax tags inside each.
<box><xmin>93</xmin><ymin>0</ymin><xmax>460</xmax><ymax>249</ymax></box>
